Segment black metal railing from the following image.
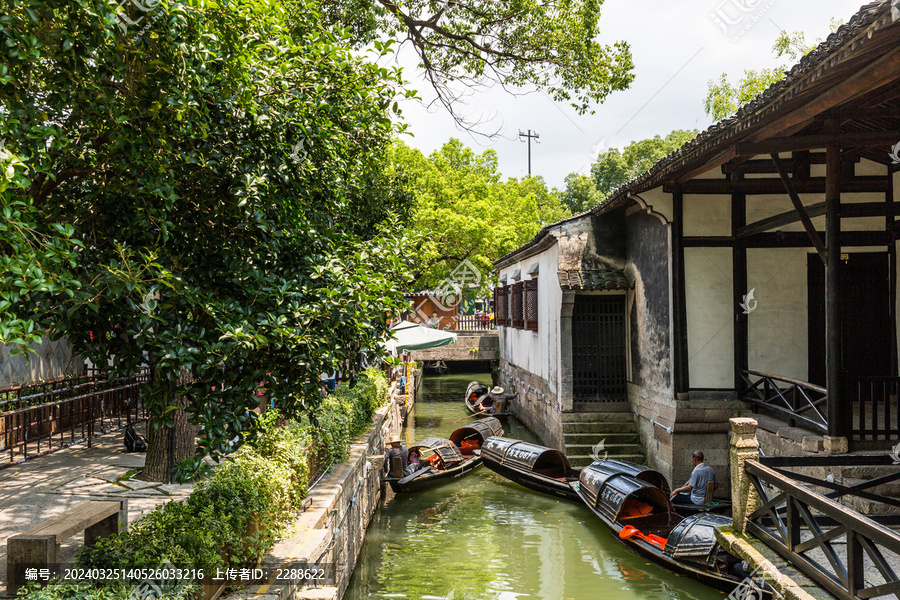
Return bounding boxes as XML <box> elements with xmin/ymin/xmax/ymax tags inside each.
<box><xmin>747</xmin><ymin>455</ymin><xmax>900</xmax><ymax>600</ymax></box>
<box><xmin>1</xmin><ymin>370</ymin><xmax>149</xmax><ymax>468</ymax></box>
<box><xmin>846</xmin><ymin>375</ymin><xmax>900</xmax><ymax>443</ymax></box>
<box><xmin>740</xmin><ymin>370</ymin><xmax>828</xmax><ymax>432</ymax></box>
<box><xmin>453</xmin><ymin>315</ymin><xmax>496</xmax><ymax>331</ymax></box>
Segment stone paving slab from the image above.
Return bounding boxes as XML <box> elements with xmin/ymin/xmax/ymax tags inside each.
<box><xmin>0</xmin><ymin>423</ymin><xmax>194</xmax><ymax>597</ymax></box>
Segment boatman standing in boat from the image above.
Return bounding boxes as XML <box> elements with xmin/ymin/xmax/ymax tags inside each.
<box><xmin>384</xmin><ymin>436</ymin><xmax>410</xmax><ymax>476</ymax></box>
<box><xmin>669</xmin><ymin>451</ymin><xmax>717</xmax><ymax>505</ymax></box>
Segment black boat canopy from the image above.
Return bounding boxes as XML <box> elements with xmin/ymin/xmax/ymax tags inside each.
<box><xmin>581</xmin><ymin>459</ymin><xmax>671</xmax><ymax>495</ymax></box>
<box><xmin>449</xmin><ymin>417</ymin><xmax>504</xmax><ymax>446</ymax></box>
<box><xmin>579</xmin><ymin>462</ymin><xmax>673</xmax><ymax>523</ymax></box>
<box><xmin>481</xmin><ymin>438</ymin><xmax>572</xmax><ymax>473</ymax></box>
<box><xmin>665</xmin><ymin>513</ymin><xmax>731</xmax><ymax>561</ymax></box>
<box><xmin>409</xmin><ymin>437</ymin><xmax>464</xmax><ymax>466</ymax></box>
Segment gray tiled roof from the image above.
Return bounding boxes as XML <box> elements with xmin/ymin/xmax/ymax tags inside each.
<box><xmin>558</xmin><ymin>267</ymin><xmax>631</xmax><ymax>291</ymax></box>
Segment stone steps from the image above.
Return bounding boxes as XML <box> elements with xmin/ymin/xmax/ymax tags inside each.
<box><xmin>562</xmin><ymin>421</ymin><xmax>638</xmax><ymax>434</ymax></box>
<box><xmin>564</xmin><ymin>443</ymin><xmax>645</xmax><ymax>456</ymax></box>
<box><xmin>562</xmin><ymin>431</ymin><xmax>640</xmax><ymax>444</ymax></box>
<box><xmin>561</xmin><ymin>412</ymin><xmax>635</xmax><ymax>423</ymax></box>
<box><xmin>561</xmin><ymin>411</ymin><xmax>645</xmax><ymax>468</ymax></box>
<box><xmin>569</xmin><ymin>453</ymin><xmax>646</xmax><ymax>468</ymax></box>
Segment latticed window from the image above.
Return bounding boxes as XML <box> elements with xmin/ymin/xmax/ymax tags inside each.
<box><xmin>524</xmin><ymin>279</ymin><xmax>538</xmax><ymax>331</ymax></box>
<box><xmin>511</xmin><ymin>282</ymin><xmax>524</xmax><ymax>328</ymax></box>
<box><xmin>494</xmin><ymin>286</ymin><xmax>508</xmax><ymax>326</ymax></box>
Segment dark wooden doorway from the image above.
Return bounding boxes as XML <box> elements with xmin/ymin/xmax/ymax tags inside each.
<box><xmin>572</xmin><ymin>295</ymin><xmax>627</xmax><ymax>405</ymax></box>
<box><xmin>808</xmin><ymin>252</ymin><xmax>892</xmax><ymax>386</ymax></box>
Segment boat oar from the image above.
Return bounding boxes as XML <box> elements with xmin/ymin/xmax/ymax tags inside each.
<box><xmin>619</xmin><ymin>525</ymin><xmax>667</xmax><ymax>550</ymax></box>
<box><xmin>398</xmin><ymin>465</ymin><xmax>432</xmax><ymax>485</ymax></box>
<box><xmin>450</xmin><ymin>409</ymin><xmax>490</xmax><ymax>424</ymax></box>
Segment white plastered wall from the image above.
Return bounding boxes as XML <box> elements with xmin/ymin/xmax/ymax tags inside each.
<box><xmin>497</xmin><ymin>242</ymin><xmax>561</xmax><ymax>396</ymax></box>
<box><xmin>684</xmin><ymin>246</ymin><xmax>734</xmax><ymax>388</ymax></box>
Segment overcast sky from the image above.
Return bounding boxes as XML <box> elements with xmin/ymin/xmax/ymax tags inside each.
<box><xmin>389</xmin><ymin>0</ymin><xmax>867</xmax><ymax>190</ymax></box>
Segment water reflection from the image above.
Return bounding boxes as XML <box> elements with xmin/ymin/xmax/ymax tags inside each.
<box><xmin>345</xmin><ymin>373</ymin><xmax>719</xmax><ymax>600</ymax></box>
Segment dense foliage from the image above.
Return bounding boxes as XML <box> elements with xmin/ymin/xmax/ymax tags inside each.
<box><xmin>558</xmin><ymin>130</ymin><xmax>698</xmax><ymax>213</ymax></box>
<box><xmin>704</xmin><ymin>25</ymin><xmax>839</xmax><ymax>120</ymax></box>
<box><xmin>321</xmin><ymin>0</ymin><xmax>635</xmax><ymax>124</ymax></box>
<box><xmin>0</xmin><ymin>0</ymin><xmax>412</xmax><ymax>477</ymax></box>
<box><xmin>394</xmin><ymin>139</ymin><xmax>569</xmax><ymax>293</ymax></box>
<box><xmin>23</xmin><ymin>369</ymin><xmax>389</xmax><ymax>600</ymax></box>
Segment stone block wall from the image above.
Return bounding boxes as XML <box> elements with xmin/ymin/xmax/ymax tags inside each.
<box><xmin>226</xmin><ymin>378</ymin><xmax>412</xmax><ymax>600</ymax></box>
<box><xmin>629</xmin><ymin>383</ymin><xmax>742</xmax><ymax>498</ymax></box>
<box><xmin>499</xmin><ymin>358</ymin><xmax>562</xmax><ymax>450</ymax></box>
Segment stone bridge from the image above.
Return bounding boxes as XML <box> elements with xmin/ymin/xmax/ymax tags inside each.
<box><xmin>409</xmin><ymin>331</ymin><xmax>499</xmax><ymax>363</ymax></box>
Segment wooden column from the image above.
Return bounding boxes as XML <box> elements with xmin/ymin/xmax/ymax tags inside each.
<box><xmin>672</xmin><ymin>188</ymin><xmax>690</xmax><ymax>394</ymax></box>
<box><xmin>825</xmin><ymin>123</ymin><xmax>846</xmax><ymax>438</ymax></box>
<box><xmin>889</xmin><ymin>164</ymin><xmax>898</xmax><ymax>377</ymax></box>
<box><xmin>732</xmin><ymin>173</ymin><xmax>749</xmax><ymax>394</ymax></box>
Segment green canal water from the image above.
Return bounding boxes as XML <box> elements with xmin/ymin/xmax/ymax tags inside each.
<box><xmin>345</xmin><ymin>373</ymin><xmax>720</xmax><ymax>600</ymax></box>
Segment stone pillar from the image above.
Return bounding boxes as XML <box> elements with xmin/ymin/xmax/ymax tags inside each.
<box><xmin>559</xmin><ymin>291</ymin><xmax>576</xmax><ymax>412</ymax></box>
<box><xmin>729</xmin><ymin>417</ymin><xmax>760</xmax><ymax>535</ymax></box>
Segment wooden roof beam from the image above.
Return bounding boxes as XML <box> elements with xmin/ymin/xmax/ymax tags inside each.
<box><xmin>771</xmin><ymin>154</ymin><xmax>827</xmax><ymax>262</ymax></box>
<box><xmin>735</xmin><ymin>130</ymin><xmax>900</xmax><ymax>156</ymax></box>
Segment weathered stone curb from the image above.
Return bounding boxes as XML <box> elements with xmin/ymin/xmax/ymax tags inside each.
<box><xmin>225</xmin><ymin>377</ymin><xmax>413</xmax><ymax>600</ymax></box>
<box><xmin>716</xmin><ymin>526</ymin><xmax>820</xmax><ymax>600</ymax></box>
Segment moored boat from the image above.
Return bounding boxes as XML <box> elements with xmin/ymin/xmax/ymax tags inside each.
<box><xmin>386</xmin><ymin>417</ymin><xmax>504</xmax><ymax>493</ymax></box>
<box><xmin>573</xmin><ymin>460</ymin><xmax>771</xmax><ymax>597</ymax></box>
<box><xmin>464</xmin><ymin>381</ymin><xmax>514</xmax><ymax>417</ymax></box>
<box><xmin>481</xmin><ymin>437</ymin><xmax>581</xmax><ymax>500</ymax></box>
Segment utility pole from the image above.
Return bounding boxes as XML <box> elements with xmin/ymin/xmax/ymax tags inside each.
<box><xmin>518</xmin><ymin>129</ymin><xmax>540</xmax><ymax>176</ymax></box>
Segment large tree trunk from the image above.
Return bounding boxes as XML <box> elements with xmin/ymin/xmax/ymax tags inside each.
<box><xmin>143</xmin><ymin>370</ymin><xmax>197</xmax><ymax>483</ymax></box>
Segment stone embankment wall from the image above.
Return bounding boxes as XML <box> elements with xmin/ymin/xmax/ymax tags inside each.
<box><xmin>226</xmin><ymin>369</ymin><xmax>417</xmax><ymax>600</ymax></box>
<box><xmin>499</xmin><ymin>358</ymin><xmax>562</xmax><ymax>451</ymax></box>
<box><xmin>630</xmin><ymin>388</ymin><xmax>742</xmax><ymax>498</ymax></box>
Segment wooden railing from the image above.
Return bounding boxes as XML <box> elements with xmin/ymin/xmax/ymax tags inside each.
<box><xmin>740</xmin><ymin>370</ymin><xmax>828</xmax><ymax>433</ymax></box>
<box><xmin>746</xmin><ymin>455</ymin><xmax>900</xmax><ymax>600</ymax></box>
<box><xmin>453</xmin><ymin>315</ymin><xmax>495</xmax><ymax>331</ymax></box>
<box><xmin>846</xmin><ymin>375</ymin><xmax>900</xmax><ymax>443</ymax></box>
<box><xmin>1</xmin><ymin>370</ymin><xmax>149</xmax><ymax>468</ymax></box>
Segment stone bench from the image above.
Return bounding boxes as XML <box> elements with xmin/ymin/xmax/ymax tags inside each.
<box><xmin>7</xmin><ymin>500</ymin><xmax>127</xmax><ymax>595</ymax></box>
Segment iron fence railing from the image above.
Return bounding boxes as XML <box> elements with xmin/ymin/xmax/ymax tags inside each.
<box><xmin>1</xmin><ymin>370</ymin><xmax>149</xmax><ymax>468</ymax></box>
<box><xmin>746</xmin><ymin>455</ymin><xmax>900</xmax><ymax>600</ymax></box>
<box><xmin>453</xmin><ymin>315</ymin><xmax>496</xmax><ymax>332</ymax></box>
<box><xmin>740</xmin><ymin>370</ymin><xmax>828</xmax><ymax>432</ymax></box>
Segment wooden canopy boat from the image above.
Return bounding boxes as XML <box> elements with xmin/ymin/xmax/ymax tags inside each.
<box><xmin>573</xmin><ymin>461</ymin><xmax>771</xmax><ymax>597</ymax></box>
<box><xmin>481</xmin><ymin>437</ymin><xmax>581</xmax><ymax>500</ymax></box>
<box><xmin>386</xmin><ymin>418</ymin><xmax>504</xmax><ymax>493</ymax></box>
<box><xmin>588</xmin><ymin>458</ymin><xmax>731</xmax><ymax>516</ymax></box>
<box><xmin>464</xmin><ymin>381</ymin><xmax>514</xmax><ymax>417</ymax></box>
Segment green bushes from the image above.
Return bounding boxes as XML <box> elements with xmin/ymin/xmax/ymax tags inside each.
<box><xmin>22</xmin><ymin>369</ymin><xmax>390</xmax><ymax>600</ymax></box>
<box><xmin>303</xmin><ymin>367</ymin><xmax>389</xmax><ymax>464</ymax></box>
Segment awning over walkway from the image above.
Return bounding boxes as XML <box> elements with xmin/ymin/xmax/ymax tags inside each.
<box><xmin>387</xmin><ymin>321</ymin><xmax>458</xmax><ymax>353</ymax></box>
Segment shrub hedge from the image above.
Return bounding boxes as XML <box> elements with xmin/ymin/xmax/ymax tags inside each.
<box><xmin>21</xmin><ymin>368</ymin><xmax>390</xmax><ymax>600</ymax></box>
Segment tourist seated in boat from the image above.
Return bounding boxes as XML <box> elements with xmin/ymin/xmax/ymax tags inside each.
<box><xmin>669</xmin><ymin>451</ymin><xmax>717</xmax><ymax>505</ymax></box>
<box><xmin>384</xmin><ymin>436</ymin><xmax>409</xmax><ymax>476</ymax></box>
<box><xmin>407</xmin><ymin>448</ymin><xmax>422</xmax><ymax>473</ymax></box>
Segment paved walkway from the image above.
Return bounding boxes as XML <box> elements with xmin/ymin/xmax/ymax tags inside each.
<box><xmin>0</xmin><ymin>423</ymin><xmax>192</xmax><ymax>596</ymax></box>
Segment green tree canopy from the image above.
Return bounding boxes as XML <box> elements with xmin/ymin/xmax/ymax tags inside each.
<box><xmin>321</xmin><ymin>0</ymin><xmax>636</xmax><ymax>124</ymax></box>
<box><xmin>393</xmin><ymin>139</ymin><xmax>569</xmax><ymax>293</ymax></box>
<box><xmin>704</xmin><ymin>24</ymin><xmax>840</xmax><ymax>120</ymax></box>
<box><xmin>557</xmin><ymin>130</ymin><xmax>698</xmax><ymax>209</ymax></box>
<box><xmin>1</xmin><ymin>0</ymin><xmax>413</xmax><ymax>478</ymax></box>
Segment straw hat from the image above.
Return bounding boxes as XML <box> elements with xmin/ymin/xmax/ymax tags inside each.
<box><xmin>491</xmin><ymin>386</ymin><xmax>504</xmax><ymax>395</ymax></box>
<box><xmin>389</xmin><ymin>436</ymin><xmax>402</xmax><ymax>445</ymax></box>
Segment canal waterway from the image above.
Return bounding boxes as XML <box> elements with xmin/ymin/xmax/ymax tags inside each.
<box><xmin>345</xmin><ymin>372</ymin><xmax>719</xmax><ymax>600</ymax></box>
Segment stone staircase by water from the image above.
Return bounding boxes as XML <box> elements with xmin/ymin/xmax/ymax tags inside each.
<box><xmin>562</xmin><ymin>412</ymin><xmax>645</xmax><ymax>467</ymax></box>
